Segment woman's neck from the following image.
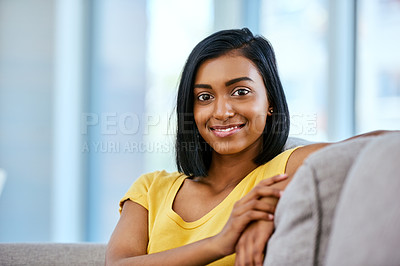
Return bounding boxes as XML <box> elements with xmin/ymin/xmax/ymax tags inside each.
<box><xmin>196</xmin><ymin>149</ymin><xmax>259</xmax><ymax>193</ymax></box>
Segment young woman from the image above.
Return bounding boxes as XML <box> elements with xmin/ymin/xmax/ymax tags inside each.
<box><xmin>106</xmin><ymin>28</ymin><xmax>384</xmax><ymax>266</ymax></box>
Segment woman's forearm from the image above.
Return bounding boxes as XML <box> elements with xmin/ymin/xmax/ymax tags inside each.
<box><xmin>106</xmin><ymin>201</ymin><xmax>229</xmax><ymax>266</ymax></box>
<box><xmin>108</xmin><ymin>235</ymin><xmax>225</xmax><ymax>266</ymax></box>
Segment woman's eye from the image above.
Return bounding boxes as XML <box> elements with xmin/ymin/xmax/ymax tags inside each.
<box><xmin>232</xmin><ymin>88</ymin><xmax>250</xmax><ymax>96</ymax></box>
<box><xmin>197</xmin><ymin>93</ymin><xmax>213</xmax><ymax>101</ymax></box>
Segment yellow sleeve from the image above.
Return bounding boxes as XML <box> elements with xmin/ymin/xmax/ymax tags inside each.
<box><xmin>119</xmin><ymin>171</ymin><xmax>158</xmax><ymax>213</ymax></box>
<box><xmin>255</xmin><ymin>147</ymin><xmax>302</xmax><ymax>182</ymax></box>
<box><xmin>270</xmin><ymin>147</ymin><xmax>301</xmax><ymax>175</ymax></box>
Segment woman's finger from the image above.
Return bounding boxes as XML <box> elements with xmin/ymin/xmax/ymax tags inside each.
<box><xmin>236</xmin><ymin>229</ymin><xmax>253</xmax><ymax>266</ymax></box>
<box><xmin>233</xmin><ymin>199</ymin><xmax>277</xmax><ymax>216</ymax></box>
<box><xmin>235</xmin><ymin>223</ymin><xmax>265</xmax><ymax>266</ymax></box>
<box><xmin>235</xmin><ymin>221</ymin><xmax>271</xmax><ymax>266</ymax></box>
<box><xmin>252</xmin><ymin>186</ymin><xmax>283</xmax><ymax>199</ymax></box>
<box><xmin>237</xmin><ymin>174</ymin><xmax>287</xmax><ymax>204</ymax></box>
<box><xmin>231</xmin><ymin>209</ymin><xmax>273</xmax><ymax>233</ymax></box>
<box><xmin>253</xmin><ymin>237</ymin><xmax>266</xmax><ymax>266</ymax></box>
<box><xmin>251</xmin><ymin>232</ymin><xmax>266</xmax><ymax>266</ymax></box>
<box><xmin>258</xmin><ymin>173</ymin><xmax>288</xmax><ymax>186</ymax></box>
<box><xmin>232</xmin><ymin>199</ymin><xmax>274</xmax><ymax>218</ymax></box>
<box><xmin>244</xmin><ymin>234</ymin><xmax>256</xmax><ymax>266</ymax></box>
<box><xmin>236</xmin><ymin>186</ymin><xmax>283</xmax><ymax>206</ymax></box>
<box><xmin>235</xmin><ymin>236</ymin><xmax>247</xmax><ymax>266</ymax></box>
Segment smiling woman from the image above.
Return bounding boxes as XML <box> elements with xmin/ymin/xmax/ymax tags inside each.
<box><xmin>105</xmin><ymin>28</ymin><xmax>383</xmax><ymax>266</ymax></box>
<box><xmin>106</xmin><ymin>28</ymin><xmax>297</xmax><ymax>266</ymax></box>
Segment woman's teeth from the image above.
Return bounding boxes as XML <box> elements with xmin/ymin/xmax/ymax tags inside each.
<box><xmin>214</xmin><ymin>125</ymin><xmax>240</xmax><ymax>132</ymax></box>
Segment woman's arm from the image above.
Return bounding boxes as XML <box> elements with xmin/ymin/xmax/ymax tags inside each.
<box><xmin>239</xmin><ymin>130</ymin><xmax>394</xmax><ymax>223</ymax></box>
<box><xmin>106</xmin><ymin>200</ymin><xmax>224</xmax><ymax>266</ymax></box>
<box><xmin>235</xmin><ymin>130</ymin><xmax>395</xmax><ymax>265</ymax></box>
<box><xmin>106</xmin><ymin>201</ymin><xmax>149</xmax><ymax>264</ymax></box>
<box><xmin>235</xmin><ymin>142</ymin><xmax>329</xmax><ymax>266</ymax></box>
<box><xmin>106</xmin><ymin>175</ymin><xmax>286</xmax><ymax>266</ymax></box>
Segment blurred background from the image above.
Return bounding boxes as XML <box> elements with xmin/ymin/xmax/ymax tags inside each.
<box><xmin>0</xmin><ymin>0</ymin><xmax>399</xmax><ymax>243</ymax></box>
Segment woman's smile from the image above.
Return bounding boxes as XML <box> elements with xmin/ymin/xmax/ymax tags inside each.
<box><xmin>209</xmin><ymin>123</ymin><xmax>246</xmax><ymax>138</ymax></box>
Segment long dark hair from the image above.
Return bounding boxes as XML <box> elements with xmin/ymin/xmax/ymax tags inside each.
<box><xmin>176</xmin><ymin>28</ymin><xmax>290</xmax><ymax>177</ymax></box>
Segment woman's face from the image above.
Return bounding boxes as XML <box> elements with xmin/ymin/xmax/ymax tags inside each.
<box><xmin>193</xmin><ymin>53</ymin><xmax>272</xmax><ymax>156</ymax></box>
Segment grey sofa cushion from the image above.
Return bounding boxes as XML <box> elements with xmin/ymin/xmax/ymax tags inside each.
<box><xmin>325</xmin><ymin>133</ymin><xmax>400</xmax><ymax>266</ymax></box>
<box><xmin>283</xmin><ymin>137</ymin><xmax>313</xmax><ymax>151</ymax></box>
<box><xmin>0</xmin><ymin>243</ymin><xmax>106</xmax><ymax>266</ymax></box>
<box><xmin>264</xmin><ymin>137</ymin><xmax>374</xmax><ymax>266</ymax></box>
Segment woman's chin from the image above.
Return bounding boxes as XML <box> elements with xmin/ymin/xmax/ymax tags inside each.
<box><xmin>210</xmin><ymin>145</ymin><xmax>245</xmax><ymax>156</ymax></box>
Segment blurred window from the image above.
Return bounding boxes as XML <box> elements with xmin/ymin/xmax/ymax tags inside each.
<box><xmin>260</xmin><ymin>0</ymin><xmax>329</xmax><ymax>141</ymax></box>
<box><xmin>86</xmin><ymin>0</ymin><xmax>213</xmax><ymax>242</ymax></box>
<box><xmin>356</xmin><ymin>0</ymin><xmax>400</xmax><ymax>132</ymax></box>
<box><xmin>143</xmin><ymin>0</ymin><xmax>213</xmax><ymax>174</ymax></box>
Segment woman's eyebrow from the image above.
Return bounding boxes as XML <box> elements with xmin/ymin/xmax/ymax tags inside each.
<box><xmin>194</xmin><ymin>77</ymin><xmax>253</xmax><ymax>89</ymax></box>
<box><xmin>225</xmin><ymin>77</ymin><xmax>253</xmax><ymax>86</ymax></box>
<box><xmin>194</xmin><ymin>84</ymin><xmax>212</xmax><ymax>89</ymax></box>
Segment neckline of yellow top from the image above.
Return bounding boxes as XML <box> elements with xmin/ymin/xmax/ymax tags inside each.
<box><xmin>166</xmin><ymin>166</ymin><xmax>260</xmax><ymax>229</ymax></box>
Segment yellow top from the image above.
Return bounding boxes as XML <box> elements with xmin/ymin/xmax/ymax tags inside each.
<box><xmin>120</xmin><ymin>148</ymin><xmax>298</xmax><ymax>265</ymax></box>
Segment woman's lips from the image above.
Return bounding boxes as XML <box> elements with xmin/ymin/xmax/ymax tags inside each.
<box><xmin>209</xmin><ymin>124</ymin><xmax>245</xmax><ymax>138</ymax></box>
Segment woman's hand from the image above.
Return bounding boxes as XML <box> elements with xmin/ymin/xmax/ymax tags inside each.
<box><xmin>213</xmin><ymin>174</ymin><xmax>288</xmax><ymax>257</ymax></box>
<box><xmin>235</xmin><ymin>220</ymin><xmax>274</xmax><ymax>266</ymax></box>
<box><xmin>234</xmin><ymin>174</ymin><xmax>288</xmax><ymax>266</ymax></box>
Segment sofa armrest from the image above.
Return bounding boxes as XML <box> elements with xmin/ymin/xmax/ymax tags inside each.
<box><xmin>325</xmin><ymin>132</ymin><xmax>400</xmax><ymax>266</ymax></box>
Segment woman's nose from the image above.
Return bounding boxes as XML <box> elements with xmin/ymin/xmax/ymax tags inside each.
<box><xmin>213</xmin><ymin>97</ymin><xmax>234</xmax><ymax>121</ymax></box>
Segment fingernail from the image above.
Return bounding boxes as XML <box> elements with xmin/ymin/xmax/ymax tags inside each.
<box><xmin>279</xmin><ymin>173</ymin><xmax>288</xmax><ymax>178</ymax></box>
<box><xmin>279</xmin><ymin>191</ymin><xmax>284</xmax><ymax>197</ymax></box>
<box><xmin>268</xmin><ymin>214</ymin><xmax>274</xmax><ymax>220</ymax></box>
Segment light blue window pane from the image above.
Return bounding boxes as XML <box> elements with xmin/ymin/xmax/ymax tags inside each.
<box><xmin>86</xmin><ymin>0</ymin><xmax>148</xmax><ymax>242</ymax></box>
<box><xmin>0</xmin><ymin>0</ymin><xmax>54</xmax><ymax>242</ymax></box>
<box><xmin>356</xmin><ymin>0</ymin><xmax>400</xmax><ymax>132</ymax></box>
<box><xmin>86</xmin><ymin>0</ymin><xmax>213</xmax><ymax>242</ymax></box>
<box><xmin>143</xmin><ymin>0</ymin><xmax>213</xmax><ymax>174</ymax></box>
<box><xmin>260</xmin><ymin>0</ymin><xmax>329</xmax><ymax>141</ymax></box>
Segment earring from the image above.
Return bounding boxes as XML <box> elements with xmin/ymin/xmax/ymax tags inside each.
<box><xmin>269</xmin><ymin>109</ymin><xmax>274</xmax><ymax>113</ymax></box>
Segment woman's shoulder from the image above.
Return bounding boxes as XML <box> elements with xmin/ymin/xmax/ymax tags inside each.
<box><xmin>120</xmin><ymin>170</ymin><xmax>185</xmax><ymax>211</ymax></box>
<box><xmin>133</xmin><ymin>170</ymin><xmax>185</xmax><ymax>187</ymax></box>
<box><xmin>254</xmin><ymin>147</ymin><xmax>300</xmax><ymax>180</ymax></box>
<box><xmin>285</xmin><ymin>142</ymin><xmax>330</xmax><ymax>177</ymax></box>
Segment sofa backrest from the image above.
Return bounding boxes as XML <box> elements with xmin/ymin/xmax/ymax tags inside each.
<box><xmin>0</xmin><ymin>243</ymin><xmax>106</xmax><ymax>266</ymax></box>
